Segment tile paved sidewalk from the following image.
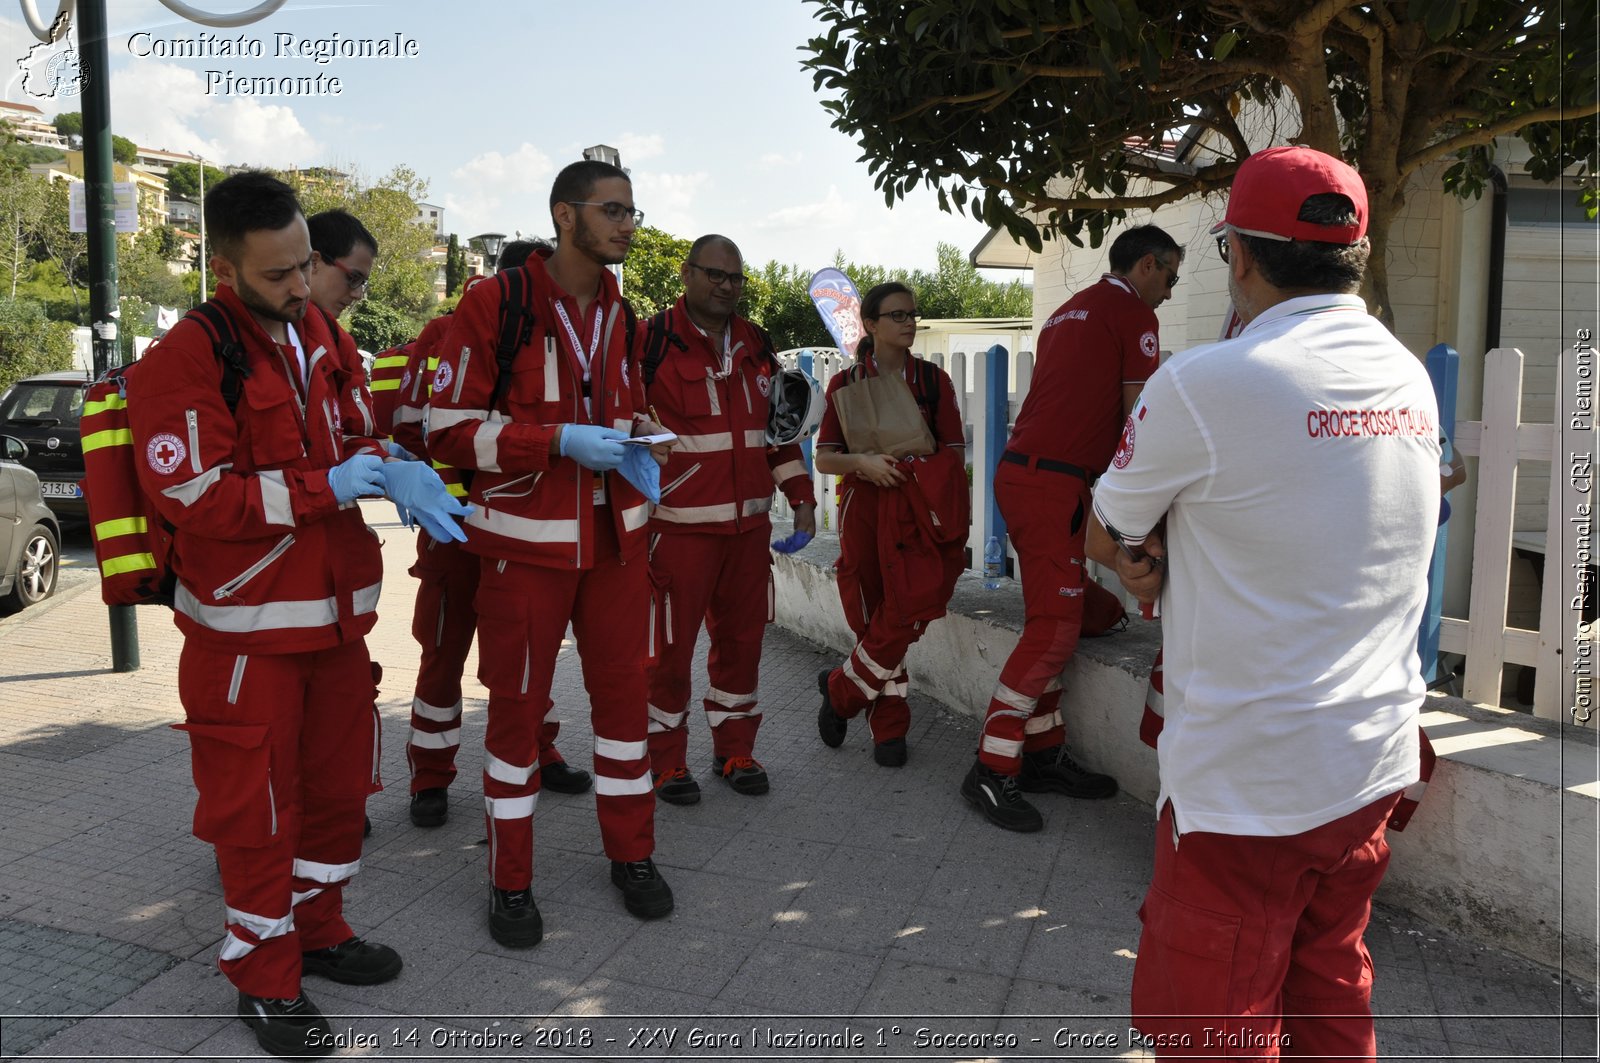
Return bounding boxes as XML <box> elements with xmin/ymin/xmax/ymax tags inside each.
<box><xmin>0</xmin><ymin>504</ymin><xmax>1594</xmax><ymax>1061</ymax></box>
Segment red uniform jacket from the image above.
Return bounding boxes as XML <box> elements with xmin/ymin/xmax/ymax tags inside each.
<box><xmin>387</xmin><ymin>313</ymin><xmax>466</xmax><ymax>499</ymax></box>
<box><xmin>878</xmin><ymin>447</ymin><xmax>970</xmax><ymax>625</ymax></box>
<box><xmin>643</xmin><ymin>300</ymin><xmax>815</xmax><ymax>534</ymax></box>
<box><xmin>426</xmin><ymin>255</ymin><xmax>650</xmax><ymax>568</ymax></box>
<box><xmin>126</xmin><ymin>285</ymin><xmax>386</xmax><ymax>653</ymax></box>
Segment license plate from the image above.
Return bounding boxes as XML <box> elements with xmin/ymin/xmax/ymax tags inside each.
<box><xmin>41</xmin><ymin>481</ymin><xmax>81</xmax><ymax>499</ymax></box>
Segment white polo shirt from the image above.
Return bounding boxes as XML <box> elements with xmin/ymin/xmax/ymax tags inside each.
<box><xmin>1093</xmin><ymin>293</ymin><xmax>1440</xmax><ymax>838</ymax></box>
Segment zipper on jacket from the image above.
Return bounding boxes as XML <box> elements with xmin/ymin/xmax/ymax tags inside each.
<box><xmin>351</xmin><ymin>387</ymin><xmax>374</xmax><ymax>435</ymax></box>
<box><xmin>212</xmin><ymin>533</ymin><xmax>296</xmax><ymax>601</ymax></box>
<box><xmin>483</xmin><ymin>473</ymin><xmax>539</xmax><ymax>500</ymax></box>
<box><xmin>185</xmin><ymin>409</ymin><xmax>203</xmax><ymax>474</ymax></box>
<box><xmin>660</xmin><ymin>462</ymin><xmax>702</xmax><ymax>499</ymax></box>
<box><xmin>452</xmin><ymin>347</ymin><xmax>471</xmax><ymax>404</ymax></box>
<box><xmin>266</xmin><ymin>770</ymin><xmax>278</xmax><ymax>836</ymax></box>
<box><xmin>321</xmin><ymin>399</ymin><xmax>340</xmax><ymax>457</ymax></box>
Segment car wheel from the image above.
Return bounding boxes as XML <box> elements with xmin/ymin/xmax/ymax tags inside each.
<box><xmin>2</xmin><ymin>523</ymin><xmax>59</xmax><ymax>612</ymax></box>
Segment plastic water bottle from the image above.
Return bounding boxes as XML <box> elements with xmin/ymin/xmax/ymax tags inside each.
<box><xmin>982</xmin><ymin>536</ymin><xmax>1005</xmax><ymax>590</ymax></box>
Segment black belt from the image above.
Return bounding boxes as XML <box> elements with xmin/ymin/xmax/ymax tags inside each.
<box><xmin>1001</xmin><ymin>449</ymin><xmax>1089</xmax><ymax>481</ymax></box>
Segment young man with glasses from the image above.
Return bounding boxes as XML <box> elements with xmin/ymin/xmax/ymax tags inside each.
<box><xmin>965</xmin><ymin>224</ymin><xmax>1182</xmax><ymax>832</ymax></box>
<box><xmin>426</xmin><ymin>159</ymin><xmax>676</xmax><ymax>949</ymax></box>
<box><xmin>1089</xmin><ymin>145</ymin><xmax>1438</xmax><ymax>1060</ymax></box>
<box><xmin>639</xmin><ymin>235</ymin><xmax>818</xmax><ymax>804</ymax></box>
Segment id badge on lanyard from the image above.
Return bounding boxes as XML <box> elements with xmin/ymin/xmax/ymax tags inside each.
<box><xmin>554</xmin><ymin>300</ymin><xmax>607</xmax><ymax>505</ymax></box>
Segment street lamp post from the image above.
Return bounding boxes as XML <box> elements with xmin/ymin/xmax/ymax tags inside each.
<box><xmin>471</xmin><ymin>231</ymin><xmax>506</xmax><ymax>274</ymax></box>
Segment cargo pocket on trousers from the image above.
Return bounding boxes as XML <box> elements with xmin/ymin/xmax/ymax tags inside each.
<box><xmin>171</xmin><ymin>722</ymin><xmax>275</xmax><ymax>847</ymax></box>
<box><xmin>475</xmin><ymin>585</ymin><xmax>531</xmax><ymax>696</ymax></box>
<box><xmin>1137</xmin><ymin>886</ymin><xmax>1242</xmax><ymax>1018</ymax></box>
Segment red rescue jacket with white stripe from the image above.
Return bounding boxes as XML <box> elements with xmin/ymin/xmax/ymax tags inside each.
<box><xmin>425</xmin><ymin>255</ymin><xmax>651</xmax><ymax>568</ymax></box>
<box><xmin>125</xmin><ymin>285</ymin><xmax>387</xmax><ymax>653</ymax></box>
<box><xmin>643</xmin><ymin>301</ymin><xmax>816</xmax><ymax>534</ymax></box>
<box><xmin>388</xmin><ymin>313</ymin><xmax>466</xmax><ymax>500</ymax></box>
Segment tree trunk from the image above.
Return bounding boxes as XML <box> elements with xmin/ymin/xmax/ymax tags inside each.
<box><xmin>1362</xmin><ymin>189</ymin><xmax>1400</xmax><ymax>333</ymax></box>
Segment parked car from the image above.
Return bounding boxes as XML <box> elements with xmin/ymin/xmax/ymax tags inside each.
<box><xmin>0</xmin><ymin>434</ymin><xmax>61</xmax><ymax>613</ymax></box>
<box><xmin>0</xmin><ymin>370</ymin><xmax>90</xmax><ymax>520</ymax></box>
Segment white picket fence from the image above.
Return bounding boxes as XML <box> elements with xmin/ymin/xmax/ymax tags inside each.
<box><xmin>1442</xmin><ymin>347</ymin><xmax>1595</xmax><ymax>724</ymax></box>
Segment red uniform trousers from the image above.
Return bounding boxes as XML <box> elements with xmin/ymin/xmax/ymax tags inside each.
<box><xmin>827</xmin><ymin>481</ymin><xmax>945</xmax><ymax>742</ymax></box>
<box><xmin>1132</xmin><ymin>793</ymin><xmax>1402</xmax><ymax>1061</ymax></box>
<box><xmin>474</xmin><ymin>509</ymin><xmax>654</xmax><ymax>891</ymax></box>
<box><xmin>980</xmin><ymin>459</ymin><xmax>1123</xmax><ymax>774</ymax></box>
<box><xmin>176</xmin><ymin>638</ymin><xmax>378</xmax><ymax>998</ymax></box>
<box><xmin>645</xmin><ymin>525</ymin><xmax>773</xmax><ymax>773</ymax></box>
<box><xmin>406</xmin><ymin>532</ymin><xmax>565</xmax><ymax>794</ymax></box>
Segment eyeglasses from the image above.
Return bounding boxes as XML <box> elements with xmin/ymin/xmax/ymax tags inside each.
<box><xmin>1158</xmin><ymin>257</ymin><xmax>1181</xmax><ymax>288</ymax></box>
<box><xmin>569</xmin><ymin>200</ymin><xmax>644</xmax><ymax>225</ymax></box>
<box><xmin>1215</xmin><ymin>230</ymin><xmax>1231</xmax><ymax>264</ymax></box>
<box><xmin>325</xmin><ymin>258</ymin><xmax>369</xmax><ymax>292</ymax></box>
<box><xmin>874</xmin><ymin>309</ymin><xmax>919</xmax><ymax>324</ymax></box>
<box><xmin>685</xmin><ymin>261</ymin><xmax>747</xmax><ymax>288</ymax></box>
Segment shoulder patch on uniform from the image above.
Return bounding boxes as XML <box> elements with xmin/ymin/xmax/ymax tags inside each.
<box><xmin>434</xmin><ymin>360</ymin><xmax>454</xmax><ymax>393</ymax></box>
<box><xmin>620</xmin><ymin>357</ymin><xmax>630</xmax><ymax>389</ymax></box>
<box><xmin>401</xmin><ymin>368</ymin><xmax>413</xmax><ymax>391</ymax></box>
<box><xmin>1139</xmin><ymin>330</ymin><xmax>1159</xmax><ymax>359</ymax></box>
<box><xmin>146</xmin><ymin>433</ymin><xmax>186</xmax><ymax>475</ymax></box>
<box><xmin>1111</xmin><ymin>415</ymin><xmax>1136</xmax><ymax>469</ymax></box>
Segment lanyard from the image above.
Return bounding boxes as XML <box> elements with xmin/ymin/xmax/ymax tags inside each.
<box><xmin>692</xmin><ymin>318</ymin><xmax>734</xmax><ymax>379</ymax></box>
<box><xmin>552</xmin><ymin>300</ymin><xmax>603</xmax><ymax>377</ymax></box>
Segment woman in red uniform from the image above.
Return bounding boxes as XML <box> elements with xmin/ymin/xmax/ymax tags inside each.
<box><xmin>814</xmin><ymin>282</ymin><xmax>968</xmax><ymax>766</ymax></box>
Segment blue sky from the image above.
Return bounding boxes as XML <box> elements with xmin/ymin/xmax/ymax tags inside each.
<box><xmin>1</xmin><ymin>0</ymin><xmax>1005</xmax><ymax>275</ymax></box>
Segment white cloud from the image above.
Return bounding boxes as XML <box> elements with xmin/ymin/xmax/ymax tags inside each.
<box><xmin>90</xmin><ymin>59</ymin><xmax>321</xmax><ymax>167</ymax></box>
<box><xmin>443</xmin><ymin>142</ymin><xmax>557</xmax><ymax>238</ymax></box>
<box><xmin>631</xmin><ymin>169</ymin><xmax>710</xmax><ymax>238</ymax></box>
<box><xmin>755</xmin><ymin>185</ymin><xmax>855</xmax><ymax>231</ymax></box>
<box><xmin>758</xmin><ymin>151</ymin><xmax>803</xmax><ymax>169</ymax></box>
<box><xmin>612</xmin><ymin>132</ymin><xmax>664</xmax><ymax>163</ymax></box>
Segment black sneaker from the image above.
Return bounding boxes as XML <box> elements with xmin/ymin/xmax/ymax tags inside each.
<box><xmin>409</xmin><ymin>787</ymin><xmax>448</xmax><ymax>827</ymax></box>
<box><xmin>1019</xmin><ymin>745</ymin><xmax>1119</xmax><ymax>799</ymax></box>
<box><xmin>237</xmin><ymin>990</ymin><xmax>333</xmax><ymax>1059</ymax></box>
<box><xmin>873</xmin><ymin>737</ymin><xmax>908</xmax><ymax>767</ymax></box>
<box><xmin>542</xmin><ymin>760</ymin><xmax>593</xmax><ymax>794</ymax></box>
<box><xmin>488</xmin><ymin>887</ymin><xmax>543</xmax><ymax>948</ymax></box>
<box><xmin>713</xmin><ymin>755</ymin><xmax>770</xmax><ymax>795</ymax></box>
<box><xmin>610</xmin><ymin>858</ymin><xmax>674</xmax><ymax>919</ymax></box>
<box><xmin>961</xmin><ymin>761</ymin><xmax>1044</xmax><ymax>832</ymax></box>
<box><xmin>300</xmin><ymin>936</ymin><xmax>402</xmax><ymax>985</ymax></box>
<box><xmin>653</xmin><ymin>767</ymin><xmax>701</xmax><ymax>806</ymax></box>
<box><xmin>817</xmin><ymin>669</ymin><xmax>847</xmax><ymax>747</ymax></box>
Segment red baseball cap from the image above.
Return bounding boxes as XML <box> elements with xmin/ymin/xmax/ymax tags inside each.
<box><xmin>1210</xmin><ymin>145</ymin><xmax>1368</xmax><ymax>244</ymax></box>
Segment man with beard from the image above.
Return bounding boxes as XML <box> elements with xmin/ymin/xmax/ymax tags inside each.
<box><xmin>126</xmin><ymin>171</ymin><xmax>408</xmax><ymax>1059</ymax></box>
<box><xmin>427</xmin><ymin>159</ymin><xmax>677</xmax><ymax>948</ymax></box>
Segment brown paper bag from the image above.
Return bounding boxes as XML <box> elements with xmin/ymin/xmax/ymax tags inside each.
<box><xmin>831</xmin><ymin>372</ymin><xmax>936</xmax><ymax>457</ymax></box>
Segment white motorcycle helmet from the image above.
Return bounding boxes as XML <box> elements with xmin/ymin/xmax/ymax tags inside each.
<box><xmin>767</xmin><ymin>367</ymin><xmax>824</xmax><ymax>446</ymax></box>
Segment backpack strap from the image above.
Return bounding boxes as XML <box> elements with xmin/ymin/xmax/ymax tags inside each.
<box><xmin>917</xmin><ymin>357</ymin><xmax>940</xmax><ymax>428</ymax></box>
<box><xmin>185</xmin><ymin>301</ymin><xmax>250</xmax><ymax>412</ymax></box>
<box><xmin>485</xmin><ymin>266</ymin><xmax>533</xmax><ymax>413</ymax></box>
<box><xmin>641</xmin><ymin>308</ymin><xmax>688</xmax><ymax>388</ymax></box>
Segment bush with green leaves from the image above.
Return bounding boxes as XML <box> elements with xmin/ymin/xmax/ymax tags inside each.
<box><xmin>0</xmin><ymin>296</ymin><xmax>75</xmax><ymax>392</ymax></box>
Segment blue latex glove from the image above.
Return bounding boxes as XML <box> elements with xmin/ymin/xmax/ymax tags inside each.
<box><xmin>328</xmin><ymin>453</ymin><xmax>386</xmax><ymax>504</ymax></box>
<box><xmin>770</xmin><ymin>529</ymin><xmax>813</xmax><ymax>555</ymax></box>
<box><xmin>618</xmin><ymin>444</ymin><xmax>661</xmax><ymax>503</ymax></box>
<box><xmin>386</xmin><ymin>439</ymin><xmax>416</xmax><ymax>461</ymax></box>
<box><xmin>558</xmin><ymin>424</ymin><xmax>628</xmax><ymax>471</ymax></box>
<box><xmin>382</xmin><ymin>460</ymin><xmax>471</xmax><ymax>543</ymax></box>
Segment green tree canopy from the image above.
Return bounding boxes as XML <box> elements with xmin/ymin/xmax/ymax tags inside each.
<box><xmin>346</xmin><ymin>298</ymin><xmax>415</xmax><ymax>352</ymax></box>
<box><xmin>166</xmin><ymin>161</ymin><xmax>226</xmax><ymax>202</ymax></box>
<box><xmin>111</xmin><ymin>134</ymin><xmax>137</xmax><ymax>166</ymax></box>
<box><xmin>804</xmin><ymin>0</ymin><xmax>1599</xmax><ymax>324</ymax></box>
<box><xmin>51</xmin><ymin>112</ymin><xmax>81</xmax><ymax>138</ymax></box>
<box><xmin>621</xmin><ymin>226</ymin><xmax>693</xmax><ymax>319</ymax></box>
<box><xmin>0</xmin><ymin>295</ymin><xmax>74</xmax><ymax>393</ymax></box>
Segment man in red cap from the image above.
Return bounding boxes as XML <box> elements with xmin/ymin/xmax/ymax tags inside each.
<box><xmin>964</xmin><ymin>224</ymin><xmax>1182</xmax><ymax>833</ymax></box>
<box><xmin>1089</xmin><ymin>145</ymin><xmax>1440</xmax><ymax>1059</ymax></box>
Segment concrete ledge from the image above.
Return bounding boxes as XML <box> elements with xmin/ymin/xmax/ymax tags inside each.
<box><xmin>773</xmin><ymin>526</ymin><xmax>1599</xmax><ymax>979</ymax></box>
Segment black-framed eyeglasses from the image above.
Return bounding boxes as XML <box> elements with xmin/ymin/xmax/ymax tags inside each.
<box><xmin>569</xmin><ymin>200</ymin><xmax>644</xmax><ymax>225</ymax></box>
<box><xmin>875</xmin><ymin>309</ymin><xmax>919</xmax><ymax>324</ymax></box>
<box><xmin>685</xmin><ymin>261</ymin><xmax>748</xmax><ymax>288</ymax></box>
<box><xmin>326</xmin><ymin>258</ymin><xmax>369</xmax><ymax>292</ymax></box>
<box><xmin>1158</xmin><ymin>256</ymin><xmax>1181</xmax><ymax>289</ymax></box>
<box><xmin>1215</xmin><ymin>230</ymin><xmax>1231</xmax><ymax>264</ymax></box>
